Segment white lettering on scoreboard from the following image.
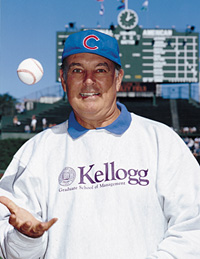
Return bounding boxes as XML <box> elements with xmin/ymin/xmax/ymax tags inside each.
<box><xmin>142</xmin><ymin>29</ymin><xmax>173</xmax><ymax>37</ymax></box>
<box><xmin>142</xmin><ymin>30</ymin><xmax>198</xmax><ymax>83</ymax></box>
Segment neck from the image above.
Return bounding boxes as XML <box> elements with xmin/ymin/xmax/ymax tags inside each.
<box><xmin>74</xmin><ymin>107</ymin><xmax>121</xmax><ymax>129</ymax></box>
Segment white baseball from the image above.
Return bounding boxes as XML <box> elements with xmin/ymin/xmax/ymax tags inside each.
<box><xmin>17</xmin><ymin>58</ymin><xmax>44</xmax><ymax>85</ymax></box>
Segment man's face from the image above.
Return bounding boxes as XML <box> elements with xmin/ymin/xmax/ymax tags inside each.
<box><xmin>60</xmin><ymin>53</ymin><xmax>123</xmax><ymax>127</ymax></box>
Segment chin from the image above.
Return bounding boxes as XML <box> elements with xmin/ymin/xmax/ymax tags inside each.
<box><xmin>81</xmin><ymin>101</ymin><xmax>101</xmax><ymax>112</ymax></box>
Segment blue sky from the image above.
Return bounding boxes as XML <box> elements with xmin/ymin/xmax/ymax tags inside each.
<box><xmin>1</xmin><ymin>0</ymin><xmax>200</xmax><ymax>100</ymax></box>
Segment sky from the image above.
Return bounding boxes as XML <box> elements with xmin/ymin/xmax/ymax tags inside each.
<box><xmin>1</xmin><ymin>0</ymin><xmax>200</xmax><ymax>100</ymax></box>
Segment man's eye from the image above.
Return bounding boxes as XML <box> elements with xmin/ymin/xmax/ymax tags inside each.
<box><xmin>73</xmin><ymin>68</ymin><xmax>82</xmax><ymax>73</ymax></box>
<box><xmin>96</xmin><ymin>69</ymin><xmax>106</xmax><ymax>73</ymax></box>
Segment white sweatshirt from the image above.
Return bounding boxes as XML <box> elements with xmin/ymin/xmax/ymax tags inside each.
<box><xmin>0</xmin><ymin>103</ymin><xmax>200</xmax><ymax>259</ymax></box>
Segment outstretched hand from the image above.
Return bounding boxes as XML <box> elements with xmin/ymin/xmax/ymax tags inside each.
<box><xmin>0</xmin><ymin>196</ymin><xmax>58</xmax><ymax>238</ymax></box>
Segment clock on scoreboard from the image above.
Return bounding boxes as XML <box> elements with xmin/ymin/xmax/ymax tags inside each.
<box><xmin>118</xmin><ymin>9</ymin><xmax>138</xmax><ymax>30</ymax></box>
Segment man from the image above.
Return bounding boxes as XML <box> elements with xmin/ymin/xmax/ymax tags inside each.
<box><xmin>0</xmin><ymin>30</ymin><xmax>200</xmax><ymax>258</ymax></box>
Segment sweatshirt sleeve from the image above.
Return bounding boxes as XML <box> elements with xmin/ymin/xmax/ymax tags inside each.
<box><xmin>0</xmin><ymin>139</ymin><xmax>48</xmax><ymax>259</ymax></box>
<box><xmin>3</xmin><ymin>229</ymin><xmax>47</xmax><ymax>259</ymax></box>
<box><xmin>147</xmin><ymin>129</ymin><xmax>200</xmax><ymax>258</ymax></box>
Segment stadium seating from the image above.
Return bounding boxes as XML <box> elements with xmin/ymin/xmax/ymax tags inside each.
<box><xmin>176</xmin><ymin>99</ymin><xmax>200</xmax><ymax>135</ymax></box>
<box><xmin>2</xmin><ymin>97</ymin><xmax>200</xmax><ymax>136</ymax></box>
<box><xmin>118</xmin><ymin>97</ymin><xmax>172</xmax><ymax>127</ymax></box>
<box><xmin>2</xmin><ymin>100</ymin><xmax>72</xmax><ymax>133</ymax></box>
<box><xmin>1</xmin><ymin>97</ymin><xmax>200</xmax><ymax>165</ymax></box>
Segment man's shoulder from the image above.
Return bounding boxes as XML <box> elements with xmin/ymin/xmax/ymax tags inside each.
<box><xmin>14</xmin><ymin>121</ymin><xmax>69</xmax><ymax>158</ymax></box>
<box><xmin>34</xmin><ymin>120</ymin><xmax>69</xmax><ymax>140</ymax></box>
<box><xmin>129</xmin><ymin>112</ymin><xmax>177</xmax><ymax>138</ymax></box>
<box><xmin>130</xmin><ymin>112</ymin><xmax>169</xmax><ymax>128</ymax></box>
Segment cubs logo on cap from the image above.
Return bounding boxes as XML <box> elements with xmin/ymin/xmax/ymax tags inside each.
<box><xmin>83</xmin><ymin>35</ymin><xmax>99</xmax><ymax>50</ymax></box>
<box><xmin>62</xmin><ymin>30</ymin><xmax>121</xmax><ymax>67</ymax></box>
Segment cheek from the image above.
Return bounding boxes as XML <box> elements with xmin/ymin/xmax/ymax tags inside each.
<box><xmin>66</xmin><ymin>78</ymin><xmax>79</xmax><ymax>95</ymax></box>
<box><xmin>67</xmin><ymin>88</ymin><xmax>77</xmax><ymax>99</ymax></box>
<box><xmin>97</xmin><ymin>76</ymin><xmax>116</xmax><ymax>92</ymax></box>
<box><xmin>66</xmin><ymin>85</ymin><xmax>82</xmax><ymax>107</ymax></box>
<box><xmin>104</xmin><ymin>79</ymin><xmax>119</xmax><ymax>94</ymax></box>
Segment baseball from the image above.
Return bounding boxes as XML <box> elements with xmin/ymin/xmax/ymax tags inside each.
<box><xmin>17</xmin><ymin>58</ymin><xmax>44</xmax><ymax>85</ymax></box>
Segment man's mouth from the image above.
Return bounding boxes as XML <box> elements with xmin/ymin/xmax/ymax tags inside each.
<box><xmin>80</xmin><ymin>93</ymin><xmax>100</xmax><ymax>97</ymax></box>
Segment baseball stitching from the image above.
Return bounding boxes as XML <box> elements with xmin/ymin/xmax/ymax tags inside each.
<box><xmin>17</xmin><ymin>69</ymin><xmax>37</xmax><ymax>84</ymax></box>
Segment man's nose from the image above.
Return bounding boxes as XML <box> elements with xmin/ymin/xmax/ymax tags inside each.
<box><xmin>83</xmin><ymin>71</ymin><xmax>95</xmax><ymax>86</ymax></box>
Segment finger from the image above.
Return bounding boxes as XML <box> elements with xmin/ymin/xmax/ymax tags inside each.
<box><xmin>28</xmin><ymin>218</ymin><xmax>58</xmax><ymax>238</ymax></box>
<box><xmin>36</xmin><ymin>218</ymin><xmax>58</xmax><ymax>232</ymax></box>
<box><xmin>9</xmin><ymin>214</ymin><xmax>31</xmax><ymax>232</ymax></box>
<box><xmin>0</xmin><ymin>196</ymin><xmax>18</xmax><ymax>214</ymax></box>
<box><xmin>20</xmin><ymin>221</ymin><xmax>32</xmax><ymax>233</ymax></box>
<box><xmin>47</xmin><ymin>218</ymin><xmax>58</xmax><ymax>228</ymax></box>
<box><xmin>47</xmin><ymin>218</ymin><xmax>58</xmax><ymax>230</ymax></box>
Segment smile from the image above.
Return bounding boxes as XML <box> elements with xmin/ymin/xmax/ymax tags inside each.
<box><xmin>80</xmin><ymin>93</ymin><xmax>100</xmax><ymax>97</ymax></box>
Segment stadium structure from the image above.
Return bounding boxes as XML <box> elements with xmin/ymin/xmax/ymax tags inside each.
<box><xmin>1</xmin><ymin>6</ymin><xmax>200</xmax><ymax>167</ymax></box>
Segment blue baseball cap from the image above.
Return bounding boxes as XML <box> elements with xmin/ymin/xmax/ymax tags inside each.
<box><xmin>62</xmin><ymin>30</ymin><xmax>121</xmax><ymax>67</ymax></box>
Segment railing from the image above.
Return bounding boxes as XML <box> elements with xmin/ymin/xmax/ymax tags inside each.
<box><xmin>19</xmin><ymin>84</ymin><xmax>64</xmax><ymax>102</ymax></box>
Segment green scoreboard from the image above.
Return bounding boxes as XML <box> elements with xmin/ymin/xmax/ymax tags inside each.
<box><xmin>56</xmin><ymin>9</ymin><xmax>199</xmax><ymax>84</ymax></box>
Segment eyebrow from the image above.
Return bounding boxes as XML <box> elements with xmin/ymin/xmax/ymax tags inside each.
<box><xmin>96</xmin><ymin>62</ymin><xmax>110</xmax><ymax>70</ymax></box>
<box><xmin>68</xmin><ymin>62</ymin><xmax>82</xmax><ymax>70</ymax></box>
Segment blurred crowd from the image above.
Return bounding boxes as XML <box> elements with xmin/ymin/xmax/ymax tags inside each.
<box><xmin>181</xmin><ymin>126</ymin><xmax>198</xmax><ymax>134</ymax></box>
<box><xmin>13</xmin><ymin>115</ymin><xmax>56</xmax><ymax>133</ymax></box>
<box><xmin>182</xmin><ymin>137</ymin><xmax>200</xmax><ymax>158</ymax></box>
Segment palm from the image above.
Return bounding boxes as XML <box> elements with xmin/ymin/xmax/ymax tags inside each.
<box><xmin>0</xmin><ymin>196</ymin><xmax>57</xmax><ymax>238</ymax></box>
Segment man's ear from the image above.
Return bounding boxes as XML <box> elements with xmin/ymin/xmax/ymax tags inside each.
<box><xmin>59</xmin><ymin>69</ymin><xmax>67</xmax><ymax>92</ymax></box>
<box><xmin>116</xmin><ymin>69</ymin><xmax>124</xmax><ymax>92</ymax></box>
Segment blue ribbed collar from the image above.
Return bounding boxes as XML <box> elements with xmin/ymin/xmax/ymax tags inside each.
<box><xmin>68</xmin><ymin>102</ymin><xmax>132</xmax><ymax>139</ymax></box>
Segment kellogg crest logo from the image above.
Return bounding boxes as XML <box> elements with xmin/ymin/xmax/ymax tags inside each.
<box><xmin>58</xmin><ymin>167</ymin><xmax>76</xmax><ymax>186</ymax></box>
